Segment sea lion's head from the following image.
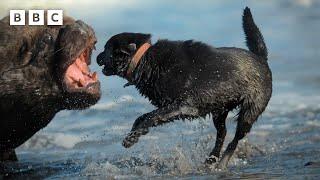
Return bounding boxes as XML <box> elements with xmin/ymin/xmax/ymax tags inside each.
<box><xmin>0</xmin><ymin>15</ymin><xmax>100</xmax><ymax>110</ymax></box>
<box><xmin>55</xmin><ymin>20</ymin><xmax>100</xmax><ymax>109</ymax></box>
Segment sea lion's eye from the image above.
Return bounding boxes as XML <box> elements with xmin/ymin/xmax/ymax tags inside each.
<box><xmin>38</xmin><ymin>34</ymin><xmax>53</xmax><ymax>50</ymax></box>
<box><xmin>43</xmin><ymin>34</ymin><xmax>53</xmax><ymax>44</ymax></box>
<box><xmin>19</xmin><ymin>39</ymin><xmax>29</xmax><ymax>56</ymax></box>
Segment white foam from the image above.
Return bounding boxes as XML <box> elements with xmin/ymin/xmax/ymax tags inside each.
<box><xmin>90</xmin><ymin>95</ymin><xmax>141</xmax><ymax>111</ymax></box>
<box><xmin>20</xmin><ymin>132</ymin><xmax>81</xmax><ymax>150</ymax></box>
<box><xmin>52</xmin><ymin>133</ymin><xmax>82</xmax><ymax>149</ymax></box>
<box><xmin>306</xmin><ymin>120</ymin><xmax>320</xmax><ymax>127</ymax></box>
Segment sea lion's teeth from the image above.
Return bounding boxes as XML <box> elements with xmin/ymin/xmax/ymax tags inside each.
<box><xmin>78</xmin><ymin>52</ymin><xmax>85</xmax><ymax>63</ymax></box>
<box><xmin>79</xmin><ymin>78</ymin><xmax>86</xmax><ymax>87</ymax></box>
<box><xmin>92</xmin><ymin>72</ymin><xmax>97</xmax><ymax>81</ymax></box>
<box><xmin>84</xmin><ymin>70</ymin><xmax>90</xmax><ymax>76</ymax></box>
<box><xmin>75</xmin><ymin>58</ymin><xmax>83</xmax><ymax>68</ymax></box>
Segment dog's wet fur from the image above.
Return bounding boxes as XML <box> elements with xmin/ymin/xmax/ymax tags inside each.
<box><xmin>97</xmin><ymin>7</ymin><xmax>272</xmax><ymax>168</ymax></box>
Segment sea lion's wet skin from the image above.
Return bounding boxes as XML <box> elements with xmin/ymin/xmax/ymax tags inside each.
<box><xmin>0</xmin><ymin>15</ymin><xmax>101</xmax><ymax>161</ymax></box>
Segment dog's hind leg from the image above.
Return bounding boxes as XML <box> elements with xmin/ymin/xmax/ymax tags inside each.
<box><xmin>217</xmin><ymin>120</ymin><xmax>254</xmax><ymax>169</ymax></box>
<box><xmin>205</xmin><ymin>111</ymin><xmax>229</xmax><ymax>164</ymax></box>
<box><xmin>122</xmin><ymin>102</ymin><xmax>200</xmax><ymax>148</ymax></box>
<box><xmin>0</xmin><ymin>149</ymin><xmax>18</xmax><ymax>162</ymax></box>
<box><xmin>217</xmin><ymin>99</ymin><xmax>262</xmax><ymax>169</ymax></box>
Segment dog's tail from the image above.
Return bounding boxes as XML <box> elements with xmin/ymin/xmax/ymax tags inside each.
<box><xmin>242</xmin><ymin>7</ymin><xmax>268</xmax><ymax>61</ymax></box>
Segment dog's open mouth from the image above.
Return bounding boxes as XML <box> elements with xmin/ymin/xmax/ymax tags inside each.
<box><xmin>64</xmin><ymin>47</ymin><xmax>98</xmax><ymax>89</ymax></box>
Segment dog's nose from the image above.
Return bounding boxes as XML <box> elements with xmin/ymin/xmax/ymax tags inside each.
<box><xmin>96</xmin><ymin>52</ymin><xmax>106</xmax><ymax>66</ymax></box>
<box><xmin>97</xmin><ymin>49</ymin><xmax>113</xmax><ymax>66</ymax></box>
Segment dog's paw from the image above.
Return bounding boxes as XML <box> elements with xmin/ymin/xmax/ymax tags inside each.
<box><xmin>122</xmin><ymin>129</ymin><xmax>149</xmax><ymax>148</ymax></box>
<box><xmin>205</xmin><ymin>155</ymin><xmax>219</xmax><ymax>165</ymax></box>
<box><xmin>122</xmin><ymin>131</ymin><xmax>139</xmax><ymax>148</ymax></box>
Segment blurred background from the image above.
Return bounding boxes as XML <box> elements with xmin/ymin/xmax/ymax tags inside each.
<box><xmin>1</xmin><ymin>0</ymin><xmax>320</xmax><ymax>179</ymax></box>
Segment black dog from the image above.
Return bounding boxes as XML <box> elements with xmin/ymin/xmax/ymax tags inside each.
<box><xmin>97</xmin><ymin>7</ymin><xmax>272</xmax><ymax>168</ymax></box>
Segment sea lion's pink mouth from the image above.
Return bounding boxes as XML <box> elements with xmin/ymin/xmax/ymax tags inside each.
<box><xmin>54</xmin><ymin>19</ymin><xmax>100</xmax><ymax>109</ymax></box>
<box><xmin>64</xmin><ymin>48</ymin><xmax>98</xmax><ymax>89</ymax></box>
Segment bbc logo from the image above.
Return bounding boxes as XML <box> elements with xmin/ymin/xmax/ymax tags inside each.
<box><xmin>10</xmin><ymin>10</ymin><xmax>63</xmax><ymax>26</ymax></box>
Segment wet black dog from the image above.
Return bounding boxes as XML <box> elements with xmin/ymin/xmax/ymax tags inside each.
<box><xmin>97</xmin><ymin>7</ymin><xmax>272</xmax><ymax>168</ymax></box>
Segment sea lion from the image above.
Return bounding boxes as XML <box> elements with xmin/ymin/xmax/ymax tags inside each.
<box><xmin>0</xmin><ymin>14</ymin><xmax>101</xmax><ymax>161</ymax></box>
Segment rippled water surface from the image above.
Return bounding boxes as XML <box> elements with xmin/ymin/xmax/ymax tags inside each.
<box><xmin>1</xmin><ymin>0</ymin><xmax>320</xmax><ymax>179</ymax></box>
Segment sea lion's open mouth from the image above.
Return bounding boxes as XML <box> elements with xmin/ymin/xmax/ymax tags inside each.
<box><xmin>43</xmin><ymin>19</ymin><xmax>100</xmax><ymax>110</ymax></box>
<box><xmin>64</xmin><ymin>47</ymin><xmax>98</xmax><ymax>89</ymax></box>
<box><xmin>55</xmin><ymin>20</ymin><xmax>100</xmax><ymax>99</ymax></box>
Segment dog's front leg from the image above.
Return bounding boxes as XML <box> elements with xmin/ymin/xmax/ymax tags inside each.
<box><xmin>122</xmin><ymin>103</ymin><xmax>199</xmax><ymax>148</ymax></box>
<box><xmin>130</xmin><ymin>112</ymin><xmax>152</xmax><ymax>131</ymax></box>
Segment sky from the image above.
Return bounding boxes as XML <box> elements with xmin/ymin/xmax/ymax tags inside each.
<box><xmin>0</xmin><ymin>0</ymin><xmax>316</xmax><ymax>18</ymax></box>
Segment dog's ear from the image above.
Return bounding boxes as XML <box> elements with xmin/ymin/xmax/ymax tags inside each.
<box><xmin>119</xmin><ymin>43</ymin><xmax>137</xmax><ymax>55</ymax></box>
<box><xmin>137</xmin><ymin>34</ymin><xmax>152</xmax><ymax>47</ymax></box>
<box><xmin>128</xmin><ymin>43</ymin><xmax>137</xmax><ymax>52</ymax></box>
<box><xmin>109</xmin><ymin>33</ymin><xmax>151</xmax><ymax>56</ymax></box>
<box><xmin>131</xmin><ymin>33</ymin><xmax>151</xmax><ymax>47</ymax></box>
<box><xmin>140</xmin><ymin>34</ymin><xmax>152</xmax><ymax>44</ymax></box>
<box><xmin>120</xmin><ymin>43</ymin><xmax>137</xmax><ymax>56</ymax></box>
<box><xmin>124</xmin><ymin>33</ymin><xmax>151</xmax><ymax>54</ymax></box>
<box><xmin>119</xmin><ymin>48</ymin><xmax>130</xmax><ymax>55</ymax></box>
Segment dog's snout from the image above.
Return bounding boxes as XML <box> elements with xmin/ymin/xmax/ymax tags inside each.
<box><xmin>97</xmin><ymin>49</ymin><xmax>113</xmax><ymax>66</ymax></box>
<box><xmin>97</xmin><ymin>52</ymin><xmax>106</xmax><ymax>66</ymax></box>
